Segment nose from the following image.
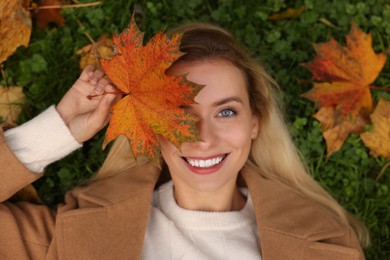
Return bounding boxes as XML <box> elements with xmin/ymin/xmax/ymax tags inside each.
<box><xmin>194</xmin><ymin>118</ymin><xmax>217</xmax><ymax>147</ymax></box>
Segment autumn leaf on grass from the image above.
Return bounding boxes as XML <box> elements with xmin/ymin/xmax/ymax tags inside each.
<box><xmin>268</xmin><ymin>5</ymin><xmax>305</xmax><ymax>20</ymax></box>
<box><xmin>360</xmin><ymin>99</ymin><xmax>390</xmax><ymax>158</ymax></box>
<box><xmin>77</xmin><ymin>34</ymin><xmax>114</xmax><ymax>70</ymax></box>
<box><xmin>101</xmin><ymin>17</ymin><xmax>202</xmax><ymax>162</ymax></box>
<box><xmin>302</xmin><ymin>22</ymin><xmax>387</xmax><ymax>156</ymax></box>
<box><xmin>314</xmin><ymin>106</ymin><xmax>369</xmax><ymax>156</ymax></box>
<box><xmin>302</xmin><ymin>22</ymin><xmax>387</xmax><ymax>117</ymax></box>
<box><xmin>0</xmin><ymin>0</ymin><xmax>32</xmax><ymax>64</ymax></box>
<box><xmin>31</xmin><ymin>0</ymin><xmax>64</xmax><ymax>29</ymax></box>
<box><xmin>0</xmin><ymin>86</ymin><xmax>26</xmax><ymax>126</ymax></box>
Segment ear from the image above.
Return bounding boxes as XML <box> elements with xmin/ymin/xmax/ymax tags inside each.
<box><xmin>251</xmin><ymin>115</ymin><xmax>260</xmax><ymax>139</ymax></box>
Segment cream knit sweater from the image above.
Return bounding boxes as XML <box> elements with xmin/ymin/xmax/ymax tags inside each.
<box><xmin>143</xmin><ymin>181</ymin><xmax>261</xmax><ymax>259</ymax></box>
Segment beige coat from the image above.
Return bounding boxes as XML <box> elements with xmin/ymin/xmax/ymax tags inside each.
<box><xmin>0</xmin><ymin>131</ymin><xmax>365</xmax><ymax>259</ymax></box>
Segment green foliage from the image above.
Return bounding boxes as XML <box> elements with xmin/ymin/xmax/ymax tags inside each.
<box><xmin>2</xmin><ymin>0</ymin><xmax>389</xmax><ymax>258</ymax></box>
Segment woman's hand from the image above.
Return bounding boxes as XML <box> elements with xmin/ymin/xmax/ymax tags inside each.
<box><xmin>56</xmin><ymin>65</ymin><xmax>120</xmax><ymax>143</ymax></box>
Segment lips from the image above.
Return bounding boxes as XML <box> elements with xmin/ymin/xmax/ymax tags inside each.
<box><xmin>182</xmin><ymin>154</ymin><xmax>227</xmax><ymax>174</ymax></box>
<box><xmin>185</xmin><ymin>155</ymin><xmax>226</xmax><ymax>168</ymax></box>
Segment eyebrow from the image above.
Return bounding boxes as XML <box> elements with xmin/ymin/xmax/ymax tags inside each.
<box><xmin>180</xmin><ymin>96</ymin><xmax>243</xmax><ymax>109</ymax></box>
<box><xmin>213</xmin><ymin>96</ymin><xmax>243</xmax><ymax>107</ymax></box>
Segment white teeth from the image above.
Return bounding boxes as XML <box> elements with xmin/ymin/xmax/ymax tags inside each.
<box><xmin>187</xmin><ymin>156</ymin><xmax>225</xmax><ymax>168</ymax></box>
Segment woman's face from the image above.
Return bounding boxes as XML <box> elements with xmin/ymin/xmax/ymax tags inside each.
<box><xmin>160</xmin><ymin>59</ymin><xmax>259</xmax><ymax>195</ymax></box>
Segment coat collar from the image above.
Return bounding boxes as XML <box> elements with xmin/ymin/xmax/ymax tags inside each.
<box><xmin>240</xmin><ymin>162</ymin><xmax>362</xmax><ymax>259</ymax></box>
<box><xmin>54</xmin><ymin>161</ymin><xmax>160</xmax><ymax>259</ymax></box>
<box><xmin>54</xmin><ymin>161</ymin><xmax>362</xmax><ymax>259</ymax></box>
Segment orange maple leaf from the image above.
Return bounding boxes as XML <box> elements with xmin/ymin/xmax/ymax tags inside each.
<box><xmin>301</xmin><ymin>22</ymin><xmax>387</xmax><ymax>156</ymax></box>
<box><xmin>360</xmin><ymin>99</ymin><xmax>390</xmax><ymax>158</ymax></box>
<box><xmin>101</xmin><ymin>17</ymin><xmax>202</xmax><ymax>162</ymax></box>
<box><xmin>302</xmin><ymin>22</ymin><xmax>387</xmax><ymax>119</ymax></box>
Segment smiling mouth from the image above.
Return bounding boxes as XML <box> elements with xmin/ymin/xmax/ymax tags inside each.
<box><xmin>183</xmin><ymin>154</ymin><xmax>227</xmax><ymax>168</ymax></box>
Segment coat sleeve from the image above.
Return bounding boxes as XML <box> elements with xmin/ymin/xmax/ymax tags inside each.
<box><xmin>0</xmin><ymin>129</ymin><xmax>43</xmax><ymax>202</ymax></box>
<box><xmin>0</xmin><ymin>129</ymin><xmax>56</xmax><ymax>259</ymax></box>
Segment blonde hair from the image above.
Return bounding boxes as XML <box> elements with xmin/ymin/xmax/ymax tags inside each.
<box><xmin>97</xmin><ymin>23</ymin><xmax>369</xmax><ymax>247</ymax></box>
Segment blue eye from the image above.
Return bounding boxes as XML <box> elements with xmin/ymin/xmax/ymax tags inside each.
<box><xmin>218</xmin><ymin>109</ymin><xmax>236</xmax><ymax>117</ymax></box>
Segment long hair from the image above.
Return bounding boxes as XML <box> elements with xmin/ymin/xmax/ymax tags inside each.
<box><xmin>97</xmin><ymin>23</ymin><xmax>369</xmax><ymax>247</ymax></box>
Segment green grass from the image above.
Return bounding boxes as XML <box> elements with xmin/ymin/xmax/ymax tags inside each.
<box><xmin>1</xmin><ymin>0</ymin><xmax>389</xmax><ymax>258</ymax></box>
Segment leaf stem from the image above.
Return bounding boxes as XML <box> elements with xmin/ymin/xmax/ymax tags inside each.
<box><xmin>87</xmin><ymin>91</ymin><xmax>124</xmax><ymax>100</ymax></box>
<box><xmin>28</xmin><ymin>1</ymin><xmax>103</xmax><ymax>10</ymax></box>
<box><xmin>376</xmin><ymin>161</ymin><xmax>390</xmax><ymax>181</ymax></box>
<box><xmin>369</xmin><ymin>86</ymin><xmax>390</xmax><ymax>92</ymax></box>
<box><xmin>72</xmin><ymin>15</ymin><xmax>95</xmax><ymax>44</ymax></box>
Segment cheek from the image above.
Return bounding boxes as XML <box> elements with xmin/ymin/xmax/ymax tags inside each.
<box><xmin>218</xmin><ymin>124</ymin><xmax>254</xmax><ymax>149</ymax></box>
<box><xmin>158</xmin><ymin>136</ymin><xmax>178</xmax><ymax>157</ymax></box>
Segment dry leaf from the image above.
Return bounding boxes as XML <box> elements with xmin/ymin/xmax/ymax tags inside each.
<box><xmin>302</xmin><ymin>22</ymin><xmax>387</xmax><ymax>156</ymax></box>
<box><xmin>318</xmin><ymin>17</ymin><xmax>339</xmax><ymax>29</ymax></box>
<box><xmin>268</xmin><ymin>5</ymin><xmax>305</xmax><ymax>20</ymax></box>
<box><xmin>77</xmin><ymin>34</ymin><xmax>114</xmax><ymax>70</ymax></box>
<box><xmin>360</xmin><ymin>99</ymin><xmax>390</xmax><ymax>158</ymax></box>
<box><xmin>302</xmin><ymin>22</ymin><xmax>386</xmax><ymax>118</ymax></box>
<box><xmin>0</xmin><ymin>0</ymin><xmax>32</xmax><ymax>64</ymax></box>
<box><xmin>101</xmin><ymin>17</ymin><xmax>202</xmax><ymax>162</ymax></box>
<box><xmin>314</xmin><ymin>106</ymin><xmax>369</xmax><ymax>156</ymax></box>
<box><xmin>32</xmin><ymin>0</ymin><xmax>65</xmax><ymax>29</ymax></box>
<box><xmin>0</xmin><ymin>86</ymin><xmax>26</xmax><ymax>126</ymax></box>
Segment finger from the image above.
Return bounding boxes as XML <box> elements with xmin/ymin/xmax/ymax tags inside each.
<box><xmin>93</xmin><ymin>85</ymin><xmax>104</xmax><ymax>95</ymax></box>
<box><xmin>104</xmin><ymin>82</ymin><xmax>122</xmax><ymax>96</ymax></box>
<box><xmin>104</xmin><ymin>83</ymin><xmax>113</xmax><ymax>92</ymax></box>
<box><xmin>79</xmin><ymin>65</ymin><xmax>95</xmax><ymax>81</ymax></box>
<box><xmin>96</xmin><ymin>76</ymin><xmax>110</xmax><ymax>90</ymax></box>
<box><xmin>93</xmin><ymin>80</ymin><xmax>107</xmax><ymax>95</ymax></box>
<box><xmin>92</xmin><ymin>76</ymin><xmax>112</xmax><ymax>95</ymax></box>
<box><xmin>105</xmin><ymin>85</ymin><xmax>122</xmax><ymax>103</ymax></box>
<box><xmin>89</xmin><ymin>94</ymin><xmax>116</xmax><ymax>130</ymax></box>
<box><xmin>89</xmin><ymin>69</ymin><xmax>105</xmax><ymax>85</ymax></box>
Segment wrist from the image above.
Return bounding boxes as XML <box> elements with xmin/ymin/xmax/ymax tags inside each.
<box><xmin>56</xmin><ymin>102</ymin><xmax>74</xmax><ymax>125</ymax></box>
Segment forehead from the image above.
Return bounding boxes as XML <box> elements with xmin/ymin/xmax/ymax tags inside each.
<box><xmin>168</xmin><ymin>59</ymin><xmax>248</xmax><ymax>104</ymax></box>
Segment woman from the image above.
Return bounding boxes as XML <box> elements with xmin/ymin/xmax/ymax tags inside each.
<box><xmin>0</xmin><ymin>23</ymin><xmax>367</xmax><ymax>259</ymax></box>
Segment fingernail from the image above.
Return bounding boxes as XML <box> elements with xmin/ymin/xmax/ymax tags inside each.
<box><xmin>107</xmin><ymin>95</ymin><xmax>116</xmax><ymax>104</ymax></box>
<box><xmin>95</xmin><ymin>86</ymin><xmax>103</xmax><ymax>93</ymax></box>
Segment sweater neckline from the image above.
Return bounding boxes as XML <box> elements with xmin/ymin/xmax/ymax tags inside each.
<box><xmin>156</xmin><ymin>181</ymin><xmax>256</xmax><ymax>230</ymax></box>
